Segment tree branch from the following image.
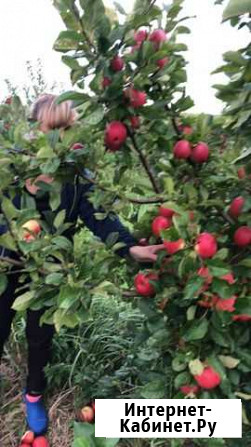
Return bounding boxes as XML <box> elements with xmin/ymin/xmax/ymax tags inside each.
<box><xmin>165</xmin><ymin>104</ymin><xmax>182</xmax><ymax>138</ymax></box>
<box><xmin>76</xmin><ymin>169</ymin><xmax>165</xmax><ymax>204</ymax></box>
<box><xmin>127</xmin><ymin>128</ymin><xmax>161</xmax><ymax>194</ymax></box>
<box><xmin>0</xmin><ymin>256</ymin><xmax>24</xmax><ymax>267</ymax></box>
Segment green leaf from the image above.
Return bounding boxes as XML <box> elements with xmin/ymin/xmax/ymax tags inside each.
<box><xmin>183</xmin><ymin>319</ymin><xmax>209</xmax><ymax>341</ymax></box>
<box><xmin>82</xmin><ymin>107</ymin><xmax>105</xmax><ymax>126</ymax></box>
<box><xmin>105</xmin><ymin>232</ymin><xmax>119</xmax><ymax>248</ymax></box>
<box><xmin>0</xmin><ymin>233</ymin><xmax>17</xmax><ymax>251</ymax></box>
<box><xmin>74</xmin><ymin>421</ymin><xmax>95</xmax><ymax>439</ymax></box>
<box><xmin>207</xmin><ymin>259</ymin><xmax>231</xmax><ymax>277</ymax></box>
<box><xmin>223</xmin><ymin>51</ymin><xmax>247</xmax><ymax>65</ymax></box>
<box><xmin>174</xmin><ymin>371</ymin><xmax>191</xmax><ymax>389</ymax></box>
<box><xmin>80</xmin><ymin>0</ymin><xmax>106</xmax><ymax>34</ymax></box>
<box><xmin>140</xmin><ymin>380</ymin><xmax>166</xmax><ymax>398</ymax></box>
<box><xmin>54</xmin><ymin>30</ymin><xmax>82</xmax><ymax>52</ymax></box>
<box><xmin>235</xmin><ymin>297</ymin><xmax>251</xmax><ymax>315</ymax></box>
<box><xmin>1</xmin><ymin>197</ymin><xmax>19</xmax><ymax>220</ymax></box>
<box><xmin>223</xmin><ymin>0</ymin><xmax>251</xmax><ymax>20</ymax></box>
<box><xmin>212</xmin><ymin>278</ymin><xmax>234</xmax><ymax>298</ymax></box>
<box><xmin>53</xmin><ymin>309</ymin><xmax>79</xmax><ymax>331</ymax></box>
<box><xmin>57</xmin><ymin>285</ymin><xmax>81</xmax><ymax>309</ymax></box>
<box><xmin>12</xmin><ymin>291</ymin><xmax>35</xmax><ymax>312</ymax></box>
<box><xmin>113</xmin><ymin>1</ymin><xmax>126</xmax><ymax>14</ymax></box>
<box><xmin>56</xmin><ymin>91</ymin><xmax>90</xmax><ymax>105</ymax></box>
<box><xmin>183</xmin><ymin>276</ymin><xmax>204</xmax><ymax>301</ymax></box>
<box><xmin>54</xmin><ymin>210</ymin><xmax>66</xmax><ymax>229</ymax></box>
<box><xmin>53</xmin><ymin>236</ymin><xmax>73</xmax><ymax>251</ymax></box>
<box><xmin>73</xmin><ymin>439</ymin><xmax>90</xmax><ymax>447</ymax></box>
<box><xmin>37</xmin><ymin>145</ymin><xmax>54</xmax><ymax>159</ymax></box>
<box><xmin>172</xmin><ymin>356</ymin><xmax>187</xmax><ymax>372</ymax></box>
<box><xmin>175</xmin><ymin>25</ymin><xmax>191</xmax><ymax>34</ymax></box>
<box><xmin>45</xmin><ymin>273</ymin><xmax>64</xmax><ymax>286</ymax></box>
<box><xmin>218</xmin><ymin>355</ymin><xmax>240</xmax><ymax>369</ymax></box>
<box><xmin>62</xmin><ymin>55</ymin><xmax>82</xmax><ymax>70</ymax></box>
<box><xmin>189</xmin><ymin>359</ymin><xmax>204</xmax><ymax>376</ymax></box>
<box><xmin>0</xmin><ymin>273</ymin><xmax>8</xmax><ymax>294</ymax></box>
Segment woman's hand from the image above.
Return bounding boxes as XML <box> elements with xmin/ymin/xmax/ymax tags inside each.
<box><xmin>129</xmin><ymin>244</ymin><xmax>165</xmax><ymax>263</ymax></box>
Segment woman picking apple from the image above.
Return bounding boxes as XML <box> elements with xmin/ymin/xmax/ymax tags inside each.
<box><xmin>0</xmin><ymin>94</ymin><xmax>164</xmax><ymax>436</ymax></box>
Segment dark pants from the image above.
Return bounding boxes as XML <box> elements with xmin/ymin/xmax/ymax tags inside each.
<box><xmin>0</xmin><ymin>268</ymin><xmax>54</xmax><ymax>395</ymax></box>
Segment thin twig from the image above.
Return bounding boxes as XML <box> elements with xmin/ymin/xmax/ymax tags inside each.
<box><xmin>127</xmin><ymin>128</ymin><xmax>161</xmax><ymax>194</ymax></box>
<box><xmin>165</xmin><ymin>104</ymin><xmax>182</xmax><ymax>137</ymax></box>
<box><xmin>122</xmin><ymin>290</ymin><xmax>138</xmax><ymax>298</ymax></box>
<box><xmin>77</xmin><ymin>169</ymin><xmax>165</xmax><ymax>204</ymax></box>
<box><xmin>0</xmin><ymin>256</ymin><xmax>23</xmax><ymax>267</ymax></box>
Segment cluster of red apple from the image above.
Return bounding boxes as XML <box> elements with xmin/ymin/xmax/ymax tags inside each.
<box><xmin>173</xmin><ymin>140</ymin><xmax>209</xmax><ymax>163</ymax></box>
<box><xmin>19</xmin><ymin>432</ymin><xmax>49</xmax><ymax>447</ymax></box>
<box><xmin>134</xmin><ymin>200</ymin><xmax>251</xmax><ymax>319</ymax></box>
<box><xmin>103</xmin><ymin>28</ymin><xmax>168</xmax><ymax>151</ymax></box>
<box><xmin>181</xmin><ymin>365</ymin><xmax>221</xmax><ymax>395</ymax></box>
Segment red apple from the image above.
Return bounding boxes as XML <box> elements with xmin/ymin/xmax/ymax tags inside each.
<box><xmin>79</xmin><ymin>406</ymin><xmax>95</xmax><ymax>423</ymax></box>
<box><xmin>215</xmin><ymin>296</ymin><xmax>236</xmax><ymax>312</ymax></box>
<box><xmin>237</xmin><ymin>167</ymin><xmax>246</xmax><ymax>179</ymax></box>
<box><xmin>129</xmin><ymin>116</ymin><xmax>140</xmax><ymax>129</ymax></box>
<box><xmin>20</xmin><ymin>444</ymin><xmax>30</xmax><ymax>447</ymax></box>
<box><xmin>221</xmin><ymin>273</ymin><xmax>235</xmax><ymax>284</ymax></box>
<box><xmin>105</xmin><ymin>121</ymin><xmax>127</xmax><ymax>151</ymax></box>
<box><xmin>152</xmin><ymin>216</ymin><xmax>172</xmax><ymax>237</ymax></box>
<box><xmin>233</xmin><ymin>314</ymin><xmax>251</xmax><ymax>322</ymax></box>
<box><xmin>134</xmin><ymin>273</ymin><xmax>158</xmax><ymax>297</ymax></box>
<box><xmin>134</xmin><ymin>29</ymin><xmax>148</xmax><ymax>44</ymax></box>
<box><xmin>22</xmin><ymin>220</ymin><xmax>41</xmax><ymax>242</ymax></box>
<box><xmin>183</xmin><ymin>125</ymin><xmax>193</xmax><ymax>135</ymax></box>
<box><xmin>102</xmin><ymin>77</ymin><xmax>112</xmax><ymax>88</ymax></box>
<box><xmin>92</xmin><ymin>401</ymin><xmax>95</xmax><ymax>411</ymax></box>
<box><xmin>229</xmin><ymin>196</ymin><xmax>245</xmax><ymax>218</ymax></box>
<box><xmin>21</xmin><ymin>431</ymin><xmax>34</xmax><ymax>444</ymax></box>
<box><xmin>180</xmin><ymin>385</ymin><xmax>199</xmax><ymax>395</ymax></box>
<box><xmin>110</xmin><ymin>55</ymin><xmax>124</xmax><ymax>72</ymax></box>
<box><xmin>194</xmin><ymin>366</ymin><xmax>221</xmax><ymax>389</ymax></box>
<box><xmin>164</xmin><ymin>239</ymin><xmax>185</xmax><ymax>255</ymax></box>
<box><xmin>189</xmin><ymin>211</ymin><xmax>195</xmax><ymax>221</ymax></box>
<box><xmin>149</xmin><ymin>29</ymin><xmax>167</xmax><ymax>49</ymax></box>
<box><xmin>71</xmin><ymin>142</ymin><xmax>84</xmax><ymax>151</ymax></box>
<box><xmin>33</xmin><ymin>437</ymin><xmax>50</xmax><ymax>447</ymax></box>
<box><xmin>234</xmin><ymin>226</ymin><xmax>251</xmax><ymax>247</ymax></box>
<box><xmin>195</xmin><ymin>233</ymin><xmax>217</xmax><ymax>259</ymax></box>
<box><xmin>157</xmin><ymin>57</ymin><xmax>169</xmax><ymax>69</ymax></box>
<box><xmin>159</xmin><ymin>206</ymin><xmax>175</xmax><ymax>218</ymax></box>
<box><xmin>191</xmin><ymin>142</ymin><xmax>209</xmax><ymax>163</ymax></box>
<box><xmin>197</xmin><ymin>266</ymin><xmax>212</xmax><ymax>283</ymax></box>
<box><xmin>127</xmin><ymin>89</ymin><xmax>147</xmax><ymax>108</ymax></box>
<box><xmin>173</xmin><ymin>140</ymin><xmax>191</xmax><ymax>159</ymax></box>
<box><xmin>25</xmin><ymin>175</ymin><xmax>53</xmax><ymax>195</ymax></box>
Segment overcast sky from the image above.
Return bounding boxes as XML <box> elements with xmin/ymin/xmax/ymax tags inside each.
<box><xmin>0</xmin><ymin>0</ymin><xmax>249</xmax><ymax>114</ymax></box>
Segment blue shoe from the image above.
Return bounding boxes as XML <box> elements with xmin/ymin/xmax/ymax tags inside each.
<box><xmin>23</xmin><ymin>392</ymin><xmax>49</xmax><ymax>435</ymax></box>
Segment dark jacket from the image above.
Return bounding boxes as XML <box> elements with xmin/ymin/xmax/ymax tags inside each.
<box><xmin>0</xmin><ymin>174</ymin><xmax>137</xmax><ymax>258</ymax></box>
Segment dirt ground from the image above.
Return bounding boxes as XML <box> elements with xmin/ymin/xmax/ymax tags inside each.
<box><xmin>0</xmin><ymin>361</ymin><xmax>75</xmax><ymax>447</ymax></box>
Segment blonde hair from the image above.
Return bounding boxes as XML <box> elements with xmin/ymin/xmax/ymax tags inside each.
<box><xmin>31</xmin><ymin>94</ymin><xmax>76</xmax><ymax>130</ymax></box>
